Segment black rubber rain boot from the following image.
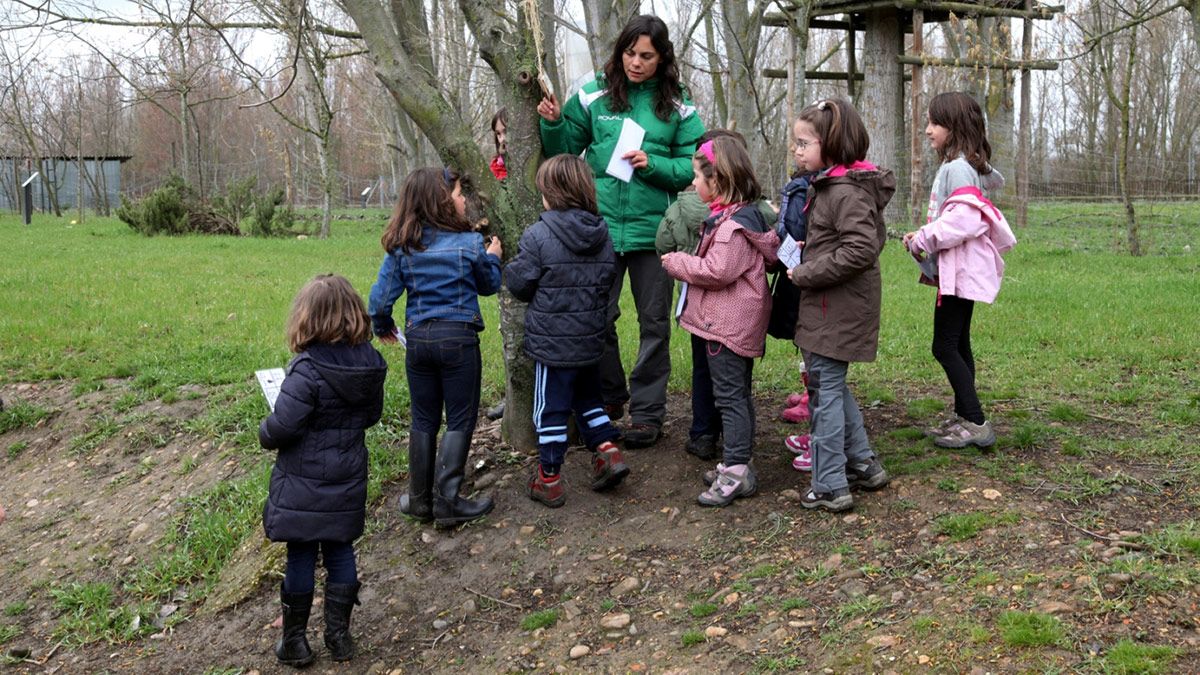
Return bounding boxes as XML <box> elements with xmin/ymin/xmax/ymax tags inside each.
<box><xmin>432</xmin><ymin>430</ymin><xmax>494</xmax><ymax>528</ymax></box>
<box><xmin>399</xmin><ymin>430</ymin><xmax>435</xmax><ymax>522</ymax></box>
<box><xmin>276</xmin><ymin>585</ymin><xmax>315</xmax><ymax>668</ymax></box>
<box><xmin>323</xmin><ymin>581</ymin><xmax>361</xmax><ymax>662</ymax></box>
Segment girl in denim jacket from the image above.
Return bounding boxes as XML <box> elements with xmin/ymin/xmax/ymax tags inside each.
<box><xmin>903</xmin><ymin>93</ymin><xmax>1016</xmax><ymax>450</ymax></box>
<box><xmin>369</xmin><ymin>167</ymin><xmax>504</xmax><ymax>528</ymax></box>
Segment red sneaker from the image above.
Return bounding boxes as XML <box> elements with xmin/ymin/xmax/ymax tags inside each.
<box><xmin>591</xmin><ymin>441</ymin><xmax>630</xmax><ymax>491</ymax></box>
<box><xmin>529</xmin><ymin>468</ymin><xmax>565</xmax><ymax>508</ymax></box>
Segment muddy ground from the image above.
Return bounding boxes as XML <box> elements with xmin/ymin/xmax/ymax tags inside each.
<box><xmin>1</xmin><ymin>380</ymin><xmax>1197</xmax><ymax>673</ymax></box>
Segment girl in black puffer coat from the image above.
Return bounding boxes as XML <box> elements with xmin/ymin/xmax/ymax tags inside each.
<box><xmin>259</xmin><ymin>274</ymin><xmax>387</xmax><ymax>668</ymax></box>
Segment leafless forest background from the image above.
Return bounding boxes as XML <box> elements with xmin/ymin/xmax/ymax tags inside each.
<box><xmin>2</xmin><ymin>0</ymin><xmax>1197</xmax><ymax>220</ymax></box>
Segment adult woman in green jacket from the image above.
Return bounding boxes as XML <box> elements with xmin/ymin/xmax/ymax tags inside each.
<box><xmin>537</xmin><ymin>14</ymin><xmax>706</xmax><ymax>447</ymax></box>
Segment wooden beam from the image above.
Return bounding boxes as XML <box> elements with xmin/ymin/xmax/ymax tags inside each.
<box><xmin>909</xmin><ymin>9</ymin><xmax>925</xmax><ymax>229</ymax></box>
<box><xmin>762</xmin><ymin>69</ymin><xmax>864</xmax><ymax>81</ymax></box>
<box><xmin>763</xmin><ymin>13</ymin><xmax>862</xmax><ymax>30</ymax></box>
<box><xmin>896</xmin><ymin>54</ymin><xmax>1058</xmax><ymax>70</ymax></box>
<box><xmin>810</xmin><ymin>0</ymin><xmax>1064</xmax><ymax>21</ymax></box>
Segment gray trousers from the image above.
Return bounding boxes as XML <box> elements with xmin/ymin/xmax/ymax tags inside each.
<box><xmin>598</xmin><ymin>250</ymin><xmax>673</xmax><ymax>427</ymax></box>
<box><xmin>705</xmin><ymin>340</ymin><xmax>756</xmax><ymax>466</ymax></box>
<box><xmin>808</xmin><ymin>352</ymin><xmax>875</xmax><ymax>492</ymax></box>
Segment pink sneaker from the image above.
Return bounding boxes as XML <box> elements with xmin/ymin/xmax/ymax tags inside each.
<box><xmin>785</xmin><ymin>392</ymin><xmax>805</xmax><ymax>407</ymax></box>
<box><xmin>784</xmin><ymin>433</ymin><xmax>810</xmax><ymax>454</ymax></box>
<box><xmin>781</xmin><ymin>400</ymin><xmax>811</xmax><ymax>424</ymax></box>
<box><xmin>786</xmin><ymin>434</ymin><xmax>812</xmax><ymax>472</ymax></box>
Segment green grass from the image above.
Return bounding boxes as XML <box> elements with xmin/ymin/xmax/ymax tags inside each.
<box><xmin>996</xmin><ymin>611</ymin><xmax>1066</xmax><ymax>647</ymax></box>
<box><xmin>689</xmin><ymin>602</ymin><xmax>719</xmax><ymax>618</ymax></box>
<box><xmin>0</xmin><ymin>401</ymin><xmax>51</xmax><ymax>433</ymax></box>
<box><xmin>2</xmin><ymin>204</ymin><xmax>1199</xmax><ymax>659</ymax></box>
<box><xmin>6</xmin><ymin>440</ymin><xmax>28</xmax><ymax>459</ymax></box>
<box><xmin>1099</xmin><ymin>639</ymin><xmax>1179</xmax><ymax>674</ymax></box>
<box><xmin>49</xmin><ymin>582</ymin><xmax>154</xmax><ymax>646</ymax></box>
<box><xmin>934</xmin><ymin>512</ymin><xmax>1021</xmax><ymax>541</ymax></box>
<box><xmin>680</xmin><ymin>629</ymin><xmax>706</xmax><ymax>647</ymax></box>
<box><xmin>3</xmin><ymin>602</ymin><xmax>28</xmax><ymax>617</ymax></box>
<box><xmin>0</xmin><ymin>624</ymin><xmax>18</xmax><ymax>645</ymax></box>
<box><xmin>519</xmin><ymin>609</ymin><xmax>559</xmax><ymax>631</ymax></box>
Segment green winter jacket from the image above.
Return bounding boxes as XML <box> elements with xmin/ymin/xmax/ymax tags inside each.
<box><xmin>541</xmin><ymin>76</ymin><xmax>706</xmax><ymax>253</ymax></box>
<box><xmin>656</xmin><ymin>191</ymin><xmax>779</xmax><ymax>255</ymax></box>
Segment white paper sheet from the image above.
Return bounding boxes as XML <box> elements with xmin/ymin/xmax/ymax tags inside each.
<box><xmin>674</xmin><ymin>281</ymin><xmax>689</xmax><ymax>319</ymax></box>
<box><xmin>777</xmin><ymin>234</ymin><xmax>803</xmax><ymax>270</ymax></box>
<box><xmin>256</xmin><ymin>368</ymin><xmax>286</xmax><ymax>412</ymax></box>
<box><xmin>605</xmin><ymin>118</ymin><xmax>646</xmax><ymax>183</ymax></box>
<box><xmin>392</xmin><ymin>325</ymin><xmax>407</xmax><ymax>348</ymax></box>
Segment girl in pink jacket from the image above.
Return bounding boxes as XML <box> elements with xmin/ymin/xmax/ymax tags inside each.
<box><xmin>661</xmin><ymin>136</ymin><xmax>779</xmax><ymax>507</ymax></box>
<box><xmin>904</xmin><ymin>92</ymin><xmax>1017</xmax><ymax>450</ymax></box>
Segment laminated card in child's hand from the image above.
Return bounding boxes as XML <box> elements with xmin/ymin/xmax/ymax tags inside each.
<box><xmin>256</xmin><ymin>368</ymin><xmax>286</xmax><ymax>412</ymax></box>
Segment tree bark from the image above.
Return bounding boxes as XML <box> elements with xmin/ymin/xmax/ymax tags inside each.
<box><xmin>857</xmin><ymin>10</ymin><xmax>905</xmax><ymax>223</ymax></box>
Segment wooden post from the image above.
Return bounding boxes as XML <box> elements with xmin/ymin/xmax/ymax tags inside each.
<box><xmin>847</xmin><ymin>18</ymin><xmax>857</xmax><ymax>98</ymax></box>
<box><xmin>910</xmin><ymin>9</ymin><xmax>924</xmax><ymax>229</ymax></box>
<box><xmin>1017</xmin><ymin>0</ymin><xmax>1032</xmax><ymax>227</ymax></box>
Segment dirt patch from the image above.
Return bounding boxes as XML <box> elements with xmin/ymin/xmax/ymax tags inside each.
<box><xmin>2</xmin><ymin>383</ymin><xmax>1198</xmax><ymax>673</ymax></box>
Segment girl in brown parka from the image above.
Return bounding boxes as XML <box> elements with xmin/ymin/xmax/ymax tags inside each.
<box><xmin>787</xmin><ymin>98</ymin><xmax>895</xmax><ymax>513</ymax></box>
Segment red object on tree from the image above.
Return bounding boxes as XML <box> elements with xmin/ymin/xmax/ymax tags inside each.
<box><xmin>490</xmin><ymin>155</ymin><xmax>507</xmax><ymax>180</ymax></box>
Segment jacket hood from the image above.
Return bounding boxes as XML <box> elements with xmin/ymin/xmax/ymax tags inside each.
<box><xmin>306</xmin><ymin>342</ymin><xmax>388</xmax><ymax>405</ymax></box>
<box><xmin>541</xmin><ymin>209</ymin><xmax>611</xmax><ymax>255</ymax></box>
<box><xmin>707</xmin><ymin>204</ymin><xmax>780</xmax><ymax>261</ymax></box>
<box><xmin>816</xmin><ymin>166</ymin><xmax>897</xmax><ymax>215</ymax></box>
<box><xmin>981</xmin><ymin>165</ymin><xmax>1006</xmax><ymax>193</ymax></box>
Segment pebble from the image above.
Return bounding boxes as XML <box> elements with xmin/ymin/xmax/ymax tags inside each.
<box><xmin>128</xmin><ymin>522</ymin><xmax>150</xmax><ymax>541</ymax></box>
<box><xmin>569</xmin><ymin>645</ymin><xmax>590</xmax><ymax>659</ymax></box>
<box><xmin>823</xmin><ymin>553</ymin><xmax>843</xmax><ymax>570</ymax></box>
<box><xmin>519</xmin><ymin>525</ymin><xmax>536</xmax><ymax>536</ymax></box>
<box><xmin>461</xmin><ymin>599</ymin><xmax>477</xmax><ymax>616</ymax></box>
<box><xmin>1038</xmin><ymin>601</ymin><xmax>1073</xmax><ymax>614</ymax></box>
<box><xmin>600</xmin><ymin>613</ymin><xmax>631</xmax><ymax>629</ymax></box>
<box><xmin>723</xmin><ymin>592</ymin><xmax>740</xmax><ymax>605</ymax></box>
<box><xmin>918</xmin><ymin>654</ymin><xmax>931</xmax><ymax>664</ymax></box>
<box><xmin>842</xmin><ymin>514</ymin><xmax>859</xmax><ymax>524</ymax></box>
<box><xmin>613</xmin><ymin>576</ymin><xmax>641</xmax><ymax>597</ymax></box>
<box><xmin>554</xmin><ymin>546</ymin><xmax>568</xmax><ymax>557</ymax></box>
<box><xmin>780</xmin><ymin>489</ymin><xmax>803</xmax><ymax>502</ymax></box>
<box><xmin>982</xmin><ymin>489</ymin><xmax>1001</xmax><ymax>500</ymax></box>
<box><xmin>420</xmin><ymin>531</ymin><xmax>435</xmax><ymax>544</ymax></box>
<box><xmin>839</xmin><ymin>581</ymin><xmax>868</xmax><ymax>598</ymax></box>
<box><xmin>867</xmin><ymin>634</ymin><xmax>899</xmax><ymax>648</ymax></box>
<box><xmin>474</xmin><ymin>473</ymin><xmax>497</xmax><ymax>490</ymax></box>
<box><xmin>433</xmin><ymin>619</ymin><xmax>449</xmax><ymax>630</ymax></box>
<box><xmin>704</xmin><ymin>626</ymin><xmax>728</xmax><ymax>638</ymax></box>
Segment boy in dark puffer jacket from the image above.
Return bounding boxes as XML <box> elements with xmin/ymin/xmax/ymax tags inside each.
<box><xmin>504</xmin><ymin>155</ymin><xmax>628</xmax><ymax>508</ymax></box>
<box><xmin>260</xmin><ymin>275</ymin><xmax>387</xmax><ymax>667</ymax></box>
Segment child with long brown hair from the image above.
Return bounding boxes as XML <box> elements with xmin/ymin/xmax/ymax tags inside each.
<box><xmin>260</xmin><ymin>274</ymin><xmax>387</xmax><ymax>666</ymax></box>
<box><xmin>788</xmin><ymin>98</ymin><xmax>894</xmax><ymax>513</ymax></box>
<box><xmin>504</xmin><ymin>155</ymin><xmax>628</xmax><ymax>508</ymax></box>
<box><xmin>660</xmin><ymin>136</ymin><xmax>780</xmax><ymax>507</ymax></box>
<box><xmin>368</xmin><ymin>167</ymin><xmax>503</xmax><ymax>528</ymax></box>
<box><xmin>903</xmin><ymin>92</ymin><xmax>1016</xmax><ymax>449</ymax></box>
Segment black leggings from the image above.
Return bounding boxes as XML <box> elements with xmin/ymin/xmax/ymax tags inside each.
<box><xmin>932</xmin><ymin>295</ymin><xmax>984</xmax><ymax>425</ymax></box>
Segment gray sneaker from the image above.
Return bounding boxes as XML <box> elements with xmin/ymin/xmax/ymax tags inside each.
<box><xmin>697</xmin><ymin>463</ymin><xmax>756</xmax><ymax>507</ymax></box>
<box><xmin>933</xmin><ymin>419</ymin><xmax>995</xmax><ymax>449</ymax></box>
<box><xmin>846</xmin><ymin>458</ymin><xmax>890</xmax><ymax>491</ymax></box>
<box><xmin>925</xmin><ymin>415</ymin><xmax>961</xmax><ymax>438</ymax></box>
<box><xmin>800</xmin><ymin>487</ymin><xmax>853</xmax><ymax>512</ymax></box>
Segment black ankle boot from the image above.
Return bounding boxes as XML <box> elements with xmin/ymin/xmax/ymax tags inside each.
<box><xmin>399</xmin><ymin>431</ymin><xmax>435</xmax><ymax>522</ymax></box>
<box><xmin>432</xmin><ymin>430</ymin><xmax>494</xmax><ymax>528</ymax></box>
<box><xmin>276</xmin><ymin>585</ymin><xmax>315</xmax><ymax>668</ymax></box>
<box><xmin>324</xmin><ymin>581</ymin><xmax>361</xmax><ymax>662</ymax></box>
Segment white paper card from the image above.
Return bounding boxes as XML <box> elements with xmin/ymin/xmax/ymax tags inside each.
<box><xmin>605</xmin><ymin>118</ymin><xmax>646</xmax><ymax>183</ymax></box>
<box><xmin>674</xmin><ymin>281</ymin><xmax>689</xmax><ymax>319</ymax></box>
<box><xmin>777</xmin><ymin>234</ymin><xmax>803</xmax><ymax>270</ymax></box>
<box><xmin>392</xmin><ymin>325</ymin><xmax>407</xmax><ymax>348</ymax></box>
<box><xmin>256</xmin><ymin>368</ymin><xmax>287</xmax><ymax>412</ymax></box>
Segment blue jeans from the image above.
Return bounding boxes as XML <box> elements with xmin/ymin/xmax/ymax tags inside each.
<box><xmin>283</xmin><ymin>540</ymin><xmax>356</xmax><ymax>594</ymax></box>
<box><xmin>406</xmin><ymin>321</ymin><xmax>482</xmax><ymax>435</ymax></box>
<box><xmin>808</xmin><ymin>352</ymin><xmax>875</xmax><ymax>493</ymax></box>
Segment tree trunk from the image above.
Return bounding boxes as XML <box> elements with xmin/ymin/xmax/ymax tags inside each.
<box><xmin>981</xmin><ymin>18</ymin><xmax>1015</xmax><ymax>207</ymax></box>
<box><xmin>340</xmin><ymin>0</ymin><xmax>547</xmax><ymax>450</ymax></box>
<box><xmin>857</xmin><ymin>10</ymin><xmax>905</xmax><ymax>223</ymax></box>
<box><xmin>1118</xmin><ymin>24</ymin><xmax>1140</xmax><ymax>256</ymax></box>
<box><xmin>579</xmin><ymin>0</ymin><xmax>640</xmax><ymax>73</ymax></box>
<box><xmin>704</xmin><ymin>12</ymin><xmax>728</xmax><ymax>126</ymax></box>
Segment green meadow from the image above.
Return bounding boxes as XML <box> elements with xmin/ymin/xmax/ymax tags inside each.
<box><xmin>2</xmin><ymin>201</ymin><xmax>1197</xmax><ymax>439</ymax></box>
